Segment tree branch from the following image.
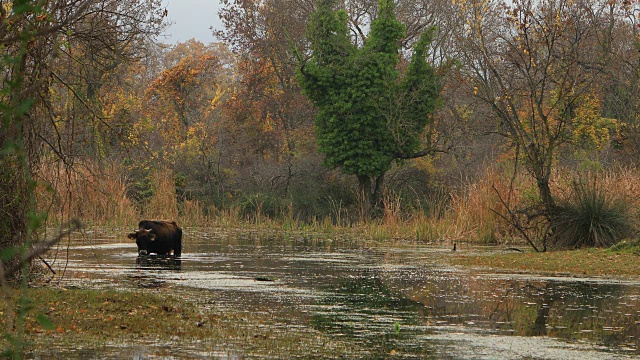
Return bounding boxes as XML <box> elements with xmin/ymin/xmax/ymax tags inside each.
<box><xmin>3</xmin><ymin>219</ymin><xmax>83</xmax><ymax>279</ymax></box>
<box><xmin>394</xmin><ymin>146</ymin><xmax>449</xmax><ymax>160</ymax></box>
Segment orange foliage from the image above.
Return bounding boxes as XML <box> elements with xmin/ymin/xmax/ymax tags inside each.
<box><xmin>221</xmin><ymin>55</ymin><xmax>315</xmax><ymax>162</ymax></box>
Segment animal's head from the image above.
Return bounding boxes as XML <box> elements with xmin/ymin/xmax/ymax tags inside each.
<box><xmin>128</xmin><ymin>228</ymin><xmax>156</xmax><ymax>255</ymax></box>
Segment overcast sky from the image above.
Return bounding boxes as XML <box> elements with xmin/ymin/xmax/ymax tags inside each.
<box><xmin>161</xmin><ymin>0</ymin><xmax>223</xmax><ymax>44</ymax></box>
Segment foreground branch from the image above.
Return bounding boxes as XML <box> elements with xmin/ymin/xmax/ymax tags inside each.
<box><xmin>2</xmin><ymin>219</ymin><xmax>83</xmax><ymax>279</ymax></box>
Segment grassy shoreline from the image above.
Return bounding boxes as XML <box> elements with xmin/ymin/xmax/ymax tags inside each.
<box><xmin>448</xmin><ymin>246</ymin><xmax>640</xmax><ymax>278</ymax></box>
<box><xmin>1</xmin><ymin>286</ymin><xmax>353</xmax><ymax>358</ymax></box>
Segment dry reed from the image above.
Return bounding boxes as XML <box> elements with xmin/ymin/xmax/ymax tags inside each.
<box><xmin>143</xmin><ymin>168</ymin><xmax>179</xmax><ymax>221</ymax></box>
<box><xmin>34</xmin><ymin>158</ymin><xmax>640</xmax><ymax>246</ymax></box>
<box><xmin>179</xmin><ymin>199</ymin><xmax>209</xmax><ymax>227</ymax></box>
<box><xmin>37</xmin><ymin>161</ymin><xmax>137</xmax><ymax>226</ymax></box>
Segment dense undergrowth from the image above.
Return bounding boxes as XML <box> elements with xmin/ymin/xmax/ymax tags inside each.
<box><xmin>36</xmin><ymin>163</ymin><xmax>640</xmax><ymax>249</ymax></box>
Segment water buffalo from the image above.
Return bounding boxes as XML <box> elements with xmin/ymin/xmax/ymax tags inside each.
<box><xmin>127</xmin><ymin>220</ymin><xmax>182</xmax><ymax>257</ymax></box>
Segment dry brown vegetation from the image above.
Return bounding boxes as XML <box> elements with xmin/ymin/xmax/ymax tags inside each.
<box><xmin>35</xmin><ymin>160</ymin><xmax>640</xmax><ymax>247</ymax></box>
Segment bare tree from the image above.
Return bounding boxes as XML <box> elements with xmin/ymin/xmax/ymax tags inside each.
<box><xmin>454</xmin><ymin>0</ymin><xmax>617</xmax><ymax>250</ymax></box>
<box><xmin>0</xmin><ymin>0</ymin><xmax>167</xmax><ymax>281</ymax></box>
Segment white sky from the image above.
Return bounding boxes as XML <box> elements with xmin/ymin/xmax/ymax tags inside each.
<box><xmin>161</xmin><ymin>0</ymin><xmax>224</xmax><ymax>44</ymax></box>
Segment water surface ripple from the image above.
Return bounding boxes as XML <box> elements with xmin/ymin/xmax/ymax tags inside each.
<box><xmin>45</xmin><ymin>230</ymin><xmax>640</xmax><ymax>359</ymax></box>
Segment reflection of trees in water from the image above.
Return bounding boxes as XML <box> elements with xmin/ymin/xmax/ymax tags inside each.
<box><xmin>527</xmin><ymin>284</ymin><xmax>554</xmax><ymax>336</ymax></box>
<box><xmin>404</xmin><ymin>274</ymin><xmax>639</xmax><ymax>353</ymax></box>
<box><xmin>537</xmin><ymin>282</ymin><xmax>640</xmax><ymax>353</ymax></box>
<box><xmin>310</xmin><ymin>269</ymin><xmax>434</xmax><ymax>357</ymax></box>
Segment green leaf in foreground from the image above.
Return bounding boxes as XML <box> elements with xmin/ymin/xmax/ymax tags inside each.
<box><xmin>36</xmin><ymin>314</ymin><xmax>55</xmax><ymax>330</ymax></box>
<box><xmin>1</xmin><ymin>246</ymin><xmax>18</xmax><ymax>261</ymax></box>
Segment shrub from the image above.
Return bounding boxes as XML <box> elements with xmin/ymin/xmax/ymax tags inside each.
<box><xmin>552</xmin><ymin>180</ymin><xmax>634</xmax><ymax>249</ymax></box>
<box><xmin>238</xmin><ymin>193</ymin><xmax>287</xmax><ymax>220</ymax></box>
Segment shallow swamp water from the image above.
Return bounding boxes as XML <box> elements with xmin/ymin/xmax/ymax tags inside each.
<box><xmin>35</xmin><ymin>228</ymin><xmax>640</xmax><ymax>359</ymax></box>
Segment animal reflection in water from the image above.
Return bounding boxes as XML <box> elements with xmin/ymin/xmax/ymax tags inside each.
<box><xmin>136</xmin><ymin>255</ymin><xmax>182</xmax><ymax>271</ymax></box>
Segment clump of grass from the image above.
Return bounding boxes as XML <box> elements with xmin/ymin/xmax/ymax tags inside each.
<box><xmin>552</xmin><ymin>179</ymin><xmax>634</xmax><ymax>249</ymax></box>
<box><xmin>606</xmin><ymin>239</ymin><xmax>640</xmax><ymax>255</ymax></box>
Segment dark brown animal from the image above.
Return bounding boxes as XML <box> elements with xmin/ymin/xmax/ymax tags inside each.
<box><xmin>127</xmin><ymin>220</ymin><xmax>182</xmax><ymax>257</ymax></box>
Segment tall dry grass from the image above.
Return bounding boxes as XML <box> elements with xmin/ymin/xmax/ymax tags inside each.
<box><xmin>35</xmin><ymin>158</ymin><xmax>640</xmax><ymax>246</ymax></box>
<box><xmin>37</xmin><ymin>161</ymin><xmax>137</xmax><ymax>226</ymax></box>
<box><xmin>143</xmin><ymin>168</ymin><xmax>179</xmax><ymax>221</ymax></box>
<box><xmin>354</xmin><ymin>165</ymin><xmax>528</xmax><ymax>244</ymax></box>
<box><xmin>442</xmin><ymin>165</ymin><xmax>640</xmax><ymax>246</ymax></box>
<box><xmin>444</xmin><ymin>166</ymin><xmax>529</xmax><ymax>244</ymax></box>
<box><xmin>584</xmin><ymin>167</ymin><xmax>640</xmax><ymax>212</ymax></box>
<box><xmin>179</xmin><ymin>199</ymin><xmax>209</xmax><ymax>226</ymax></box>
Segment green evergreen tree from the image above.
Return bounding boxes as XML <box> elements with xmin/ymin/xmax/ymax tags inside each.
<box><xmin>297</xmin><ymin>0</ymin><xmax>440</xmax><ymax>215</ymax></box>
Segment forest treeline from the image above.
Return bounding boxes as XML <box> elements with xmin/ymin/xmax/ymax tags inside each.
<box><xmin>2</xmin><ymin>0</ymin><xmax>640</xmax><ymax>256</ymax></box>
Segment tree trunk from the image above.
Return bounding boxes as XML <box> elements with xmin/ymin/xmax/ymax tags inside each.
<box><xmin>357</xmin><ymin>175</ymin><xmax>372</xmax><ymax>218</ymax></box>
<box><xmin>357</xmin><ymin>173</ymin><xmax>385</xmax><ymax>219</ymax></box>
<box><xmin>537</xmin><ymin>178</ymin><xmax>555</xmax><ymax>214</ymax></box>
<box><xmin>535</xmin><ymin>173</ymin><xmax>554</xmax><ymax>252</ymax></box>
